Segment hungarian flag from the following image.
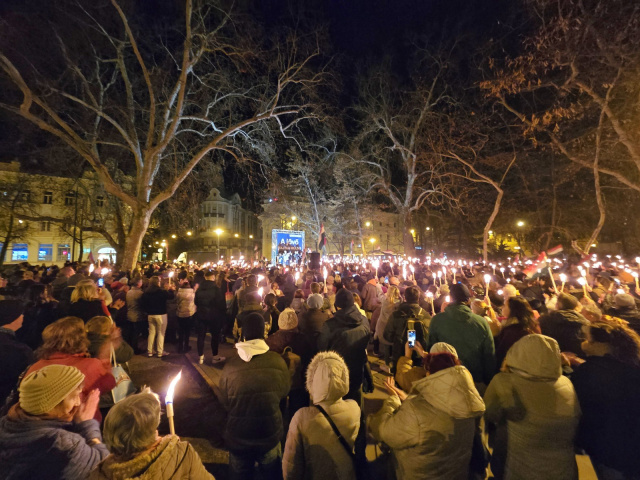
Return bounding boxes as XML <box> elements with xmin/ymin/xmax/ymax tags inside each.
<box><xmin>524</xmin><ymin>252</ymin><xmax>548</xmax><ymax>278</ymax></box>
<box><xmin>547</xmin><ymin>245</ymin><xmax>563</xmax><ymax>256</ymax></box>
<box><xmin>317</xmin><ymin>223</ymin><xmax>327</xmax><ymax>252</ymax></box>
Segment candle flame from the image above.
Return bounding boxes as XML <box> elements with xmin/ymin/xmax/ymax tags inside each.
<box><xmin>89</xmin><ymin>264</ymin><xmax>95</xmax><ymax>273</ymax></box>
<box><xmin>258</xmin><ymin>287</ymin><xmax>264</xmax><ymax>297</ymax></box>
<box><xmin>484</xmin><ymin>274</ymin><xmax>491</xmax><ymax>284</ymax></box>
<box><xmin>559</xmin><ymin>273</ymin><xmax>567</xmax><ymax>282</ymax></box>
<box><xmin>166</xmin><ymin>370</ymin><xmax>182</xmax><ymax>404</ymax></box>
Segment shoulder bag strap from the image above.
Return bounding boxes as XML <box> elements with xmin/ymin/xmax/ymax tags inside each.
<box><xmin>315</xmin><ymin>404</ymin><xmax>355</xmax><ymax>458</ymax></box>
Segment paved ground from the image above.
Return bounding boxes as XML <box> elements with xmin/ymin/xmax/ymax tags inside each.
<box><xmin>127</xmin><ymin>333</ymin><xmax>598</xmax><ymax>479</ymax></box>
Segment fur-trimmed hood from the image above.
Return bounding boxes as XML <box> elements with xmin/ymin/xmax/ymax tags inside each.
<box><xmin>306</xmin><ymin>351</ymin><xmax>350</xmax><ymax>405</ymax></box>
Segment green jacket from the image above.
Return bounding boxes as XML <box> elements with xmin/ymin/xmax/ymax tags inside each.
<box><xmin>428</xmin><ymin>304</ymin><xmax>495</xmax><ymax>385</ymax></box>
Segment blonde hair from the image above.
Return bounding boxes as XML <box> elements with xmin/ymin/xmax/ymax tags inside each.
<box><xmin>38</xmin><ymin>316</ymin><xmax>89</xmax><ymax>359</ymax></box>
<box><xmin>86</xmin><ymin>316</ymin><xmax>112</xmax><ymax>336</ymax></box>
<box><xmin>386</xmin><ymin>285</ymin><xmax>401</xmax><ymax>304</ymax></box>
<box><xmin>71</xmin><ymin>279</ymin><xmax>99</xmax><ymax>303</ymax></box>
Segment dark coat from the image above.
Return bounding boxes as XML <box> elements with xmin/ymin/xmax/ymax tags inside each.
<box><xmin>194</xmin><ymin>280</ymin><xmax>225</xmax><ymax>321</ymax></box>
<box><xmin>494</xmin><ymin>323</ymin><xmax>535</xmax><ymax>372</ymax></box>
<box><xmin>298</xmin><ymin>308</ymin><xmax>329</xmax><ymax>347</ymax></box>
<box><xmin>218</xmin><ymin>350</ymin><xmax>290</xmax><ymax>454</ymax></box>
<box><xmin>266</xmin><ymin>329</ymin><xmax>313</xmax><ymax>369</ymax></box>
<box><xmin>428</xmin><ymin>304</ymin><xmax>496</xmax><ymax>385</ymax></box>
<box><xmin>317</xmin><ymin>305</ymin><xmax>371</xmax><ymax>396</ymax></box>
<box><xmin>538</xmin><ymin>309</ymin><xmax>590</xmax><ymax>357</ymax></box>
<box><xmin>140</xmin><ymin>287</ymin><xmax>175</xmax><ymax>316</ymax></box>
<box><xmin>571</xmin><ymin>355</ymin><xmax>640</xmax><ymax>474</ymax></box>
<box><xmin>17</xmin><ymin>302</ymin><xmax>59</xmax><ymax>350</ymax></box>
<box><xmin>68</xmin><ymin>299</ymin><xmax>107</xmax><ymax>323</ymax></box>
<box><xmin>0</xmin><ymin>330</ymin><xmax>34</xmax><ymax>406</ymax></box>
<box><xmin>0</xmin><ymin>406</ymin><xmax>109</xmax><ymax>480</ymax></box>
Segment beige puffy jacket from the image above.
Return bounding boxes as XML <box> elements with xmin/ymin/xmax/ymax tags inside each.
<box><xmin>484</xmin><ymin>334</ymin><xmax>580</xmax><ymax>480</ymax></box>
<box><xmin>89</xmin><ymin>435</ymin><xmax>214</xmax><ymax>480</ymax></box>
<box><xmin>283</xmin><ymin>351</ymin><xmax>361</xmax><ymax>480</ymax></box>
<box><xmin>369</xmin><ymin>365</ymin><xmax>485</xmax><ymax>480</ymax></box>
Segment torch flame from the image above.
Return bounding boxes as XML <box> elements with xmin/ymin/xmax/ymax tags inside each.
<box><xmin>484</xmin><ymin>274</ymin><xmax>491</xmax><ymax>284</ymax></box>
<box><xmin>89</xmin><ymin>264</ymin><xmax>95</xmax><ymax>273</ymax></box>
<box><xmin>166</xmin><ymin>370</ymin><xmax>182</xmax><ymax>404</ymax></box>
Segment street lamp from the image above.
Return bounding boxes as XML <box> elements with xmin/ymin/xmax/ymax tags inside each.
<box><xmin>517</xmin><ymin>221</ymin><xmax>525</xmax><ymax>227</ymax></box>
<box><xmin>365</xmin><ymin>221</ymin><xmax>371</xmax><ymax>227</ymax></box>
<box><xmin>214</xmin><ymin>228</ymin><xmax>223</xmax><ymax>260</ymax></box>
<box><xmin>171</xmin><ymin>234</ymin><xmax>177</xmax><ymax>239</ymax></box>
<box><xmin>369</xmin><ymin>237</ymin><xmax>376</xmax><ymax>249</ymax></box>
<box><xmin>186</xmin><ymin>231</ymin><xmax>192</xmax><ymax>236</ymax></box>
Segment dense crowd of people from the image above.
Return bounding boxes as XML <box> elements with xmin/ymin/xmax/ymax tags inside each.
<box><xmin>0</xmin><ymin>255</ymin><xmax>640</xmax><ymax>479</ymax></box>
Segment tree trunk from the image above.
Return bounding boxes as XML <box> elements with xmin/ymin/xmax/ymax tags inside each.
<box><xmin>0</xmin><ymin>213</ymin><xmax>14</xmax><ymax>268</ymax></box>
<box><xmin>483</xmin><ymin>188</ymin><xmax>504</xmax><ymax>263</ymax></box>
<box><xmin>119</xmin><ymin>209</ymin><xmax>152</xmax><ymax>273</ymax></box>
<box><xmin>402</xmin><ymin>209</ymin><xmax>415</xmax><ymax>256</ymax></box>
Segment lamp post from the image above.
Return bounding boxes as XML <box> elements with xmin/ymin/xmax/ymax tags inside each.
<box><xmin>215</xmin><ymin>228</ymin><xmax>223</xmax><ymax>260</ymax></box>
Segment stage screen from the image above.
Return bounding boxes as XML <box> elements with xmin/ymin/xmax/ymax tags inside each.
<box><xmin>271</xmin><ymin>229</ymin><xmax>305</xmax><ymax>265</ymax></box>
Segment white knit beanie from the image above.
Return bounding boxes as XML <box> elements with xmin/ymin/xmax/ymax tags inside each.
<box><xmin>19</xmin><ymin>365</ymin><xmax>85</xmax><ymax>415</ymax></box>
<box><xmin>278</xmin><ymin>309</ymin><xmax>299</xmax><ymax>330</ymax></box>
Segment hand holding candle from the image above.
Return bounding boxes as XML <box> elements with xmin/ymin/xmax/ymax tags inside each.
<box><xmin>165</xmin><ymin>370</ymin><xmax>182</xmax><ymax>435</ymax></box>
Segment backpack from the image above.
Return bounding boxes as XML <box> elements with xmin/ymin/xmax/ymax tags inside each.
<box><xmin>400</xmin><ymin>307</ymin><xmax>429</xmax><ymax>350</ymax></box>
<box><xmin>282</xmin><ymin>346</ymin><xmax>305</xmax><ymax>390</ymax></box>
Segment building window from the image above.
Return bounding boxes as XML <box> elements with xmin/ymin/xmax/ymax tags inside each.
<box><xmin>21</xmin><ymin>190</ymin><xmax>31</xmax><ymax>202</ymax></box>
<box><xmin>96</xmin><ymin>195</ymin><xmax>104</xmax><ymax>207</ymax></box>
<box><xmin>11</xmin><ymin>243</ymin><xmax>29</xmax><ymax>261</ymax></box>
<box><xmin>43</xmin><ymin>191</ymin><xmax>53</xmax><ymax>204</ymax></box>
<box><xmin>57</xmin><ymin>244</ymin><xmax>71</xmax><ymax>262</ymax></box>
<box><xmin>65</xmin><ymin>192</ymin><xmax>76</xmax><ymax>206</ymax></box>
<box><xmin>38</xmin><ymin>244</ymin><xmax>53</xmax><ymax>262</ymax></box>
<box><xmin>40</xmin><ymin>221</ymin><xmax>51</xmax><ymax>232</ymax></box>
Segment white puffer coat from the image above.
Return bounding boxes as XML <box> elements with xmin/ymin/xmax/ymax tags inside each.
<box><xmin>283</xmin><ymin>351</ymin><xmax>360</xmax><ymax>480</ymax></box>
<box><xmin>369</xmin><ymin>365</ymin><xmax>485</xmax><ymax>480</ymax></box>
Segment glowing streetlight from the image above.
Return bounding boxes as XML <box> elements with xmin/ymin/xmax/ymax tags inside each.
<box><xmin>365</xmin><ymin>221</ymin><xmax>371</xmax><ymax>227</ymax></box>
<box><xmin>369</xmin><ymin>237</ymin><xmax>376</xmax><ymax>245</ymax></box>
<box><xmin>249</xmin><ymin>235</ymin><xmax>253</xmax><ymax>239</ymax></box>
<box><xmin>186</xmin><ymin>231</ymin><xmax>192</xmax><ymax>236</ymax></box>
<box><xmin>214</xmin><ymin>228</ymin><xmax>223</xmax><ymax>259</ymax></box>
<box><xmin>426</xmin><ymin>226</ymin><xmax>431</xmax><ymax>231</ymax></box>
<box><xmin>234</xmin><ymin>233</ymin><xmax>239</xmax><ymax>238</ymax></box>
<box><xmin>517</xmin><ymin>221</ymin><xmax>525</xmax><ymax>227</ymax></box>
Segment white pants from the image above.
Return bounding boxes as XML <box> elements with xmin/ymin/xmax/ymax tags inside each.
<box><xmin>147</xmin><ymin>314</ymin><xmax>167</xmax><ymax>355</ymax></box>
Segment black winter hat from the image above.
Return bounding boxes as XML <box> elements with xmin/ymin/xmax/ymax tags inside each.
<box><xmin>242</xmin><ymin>312</ymin><xmax>265</xmax><ymax>341</ymax></box>
<box><xmin>0</xmin><ymin>300</ymin><xmax>24</xmax><ymax>326</ymax></box>
<box><xmin>335</xmin><ymin>288</ymin><xmax>355</xmax><ymax>309</ymax></box>
<box><xmin>450</xmin><ymin>283</ymin><xmax>472</xmax><ymax>304</ymax></box>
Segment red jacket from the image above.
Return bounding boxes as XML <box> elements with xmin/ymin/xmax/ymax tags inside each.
<box><xmin>27</xmin><ymin>353</ymin><xmax>115</xmax><ymax>421</ymax></box>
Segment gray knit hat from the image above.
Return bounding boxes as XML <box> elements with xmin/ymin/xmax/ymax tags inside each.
<box><xmin>19</xmin><ymin>365</ymin><xmax>85</xmax><ymax>415</ymax></box>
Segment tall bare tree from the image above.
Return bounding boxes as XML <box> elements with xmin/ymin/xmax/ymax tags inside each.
<box><xmin>481</xmin><ymin>0</ymin><xmax>640</xmax><ymax>254</ymax></box>
<box><xmin>0</xmin><ymin>0</ymin><xmax>324</xmax><ymax>270</ymax></box>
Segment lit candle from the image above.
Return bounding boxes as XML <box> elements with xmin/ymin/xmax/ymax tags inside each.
<box><xmin>165</xmin><ymin>370</ymin><xmax>182</xmax><ymax>435</ymax></box>
<box><xmin>426</xmin><ymin>291</ymin><xmax>434</xmax><ymax>312</ymax></box>
<box><xmin>578</xmin><ymin>277</ymin><xmax>587</xmax><ymax>296</ymax></box>
<box><xmin>168</xmin><ymin>271</ymin><xmax>174</xmax><ymax>278</ymax></box>
<box><xmin>323</xmin><ymin>268</ymin><xmax>327</xmax><ymax>294</ymax></box>
<box><xmin>452</xmin><ymin>268</ymin><xmax>456</xmax><ymax>283</ymax></box>
<box><xmin>89</xmin><ymin>264</ymin><xmax>95</xmax><ymax>273</ymax></box>
<box><xmin>633</xmin><ymin>271</ymin><xmax>639</xmax><ymax>290</ymax></box>
<box><xmin>100</xmin><ymin>268</ymin><xmax>109</xmax><ymax>275</ymax></box>
<box><xmin>559</xmin><ymin>273</ymin><xmax>567</xmax><ymax>292</ymax></box>
<box><xmin>258</xmin><ymin>286</ymin><xmax>264</xmax><ymax>297</ymax></box>
<box><xmin>484</xmin><ymin>274</ymin><xmax>491</xmax><ymax>296</ymax></box>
